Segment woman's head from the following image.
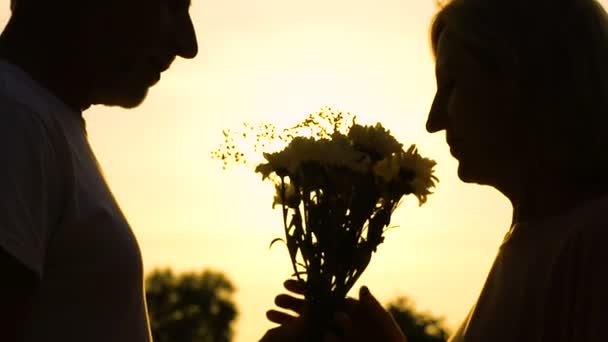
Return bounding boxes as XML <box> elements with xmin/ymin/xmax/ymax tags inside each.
<box><xmin>427</xmin><ymin>0</ymin><xmax>608</xmax><ymax>189</ymax></box>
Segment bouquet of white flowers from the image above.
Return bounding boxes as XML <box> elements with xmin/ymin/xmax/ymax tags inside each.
<box><xmin>213</xmin><ymin>107</ymin><xmax>437</xmax><ymax>340</ymax></box>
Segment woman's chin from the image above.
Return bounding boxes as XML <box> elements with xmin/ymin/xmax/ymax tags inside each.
<box><xmin>457</xmin><ymin>163</ymin><xmax>501</xmax><ymax>188</ymax></box>
<box><xmin>456</xmin><ymin>162</ymin><xmax>483</xmax><ymax>184</ymax></box>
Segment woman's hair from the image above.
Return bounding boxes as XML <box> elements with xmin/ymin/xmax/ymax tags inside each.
<box><xmin>430</xmin><ymin>0</ymin><xmax>608</xmax><ymax>177</ymax></box>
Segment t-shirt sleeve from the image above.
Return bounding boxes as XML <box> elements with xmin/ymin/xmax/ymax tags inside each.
<box><xmin>0</xmin><ymin>100</ymin><xmax>62</xmax><ymax>278</ymax></box>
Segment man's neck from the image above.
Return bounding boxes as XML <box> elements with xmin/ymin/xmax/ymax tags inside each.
<box><xmin>0</xmin><ymin>16</ymin><xmax>89</xmax><ymax>112</ymax></box>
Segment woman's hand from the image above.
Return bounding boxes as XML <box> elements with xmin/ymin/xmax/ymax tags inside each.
<box><xmin>260</xmin><ymin>281</ymin><xmax>407</xmax><ymax>342</ymax></box>
<box><xmin>259</xmin><ymin>279</ymin><xmax>310</xmax><ymax>342</ymax></box>
<box><xmin>266</xmin><ymin>279</ymin><xmax>307</xmax><ymax>326</ymax></box>
<box><xmin>326</xmin><ymin>286</ymin><xmax>408</xmax><ymax>342</ymax></box>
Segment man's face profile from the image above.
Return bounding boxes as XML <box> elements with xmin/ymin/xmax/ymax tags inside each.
<box><xmin>78</xmin><ymin>0</ymin><xmax>198</xmax><ymax>108</ymax></box>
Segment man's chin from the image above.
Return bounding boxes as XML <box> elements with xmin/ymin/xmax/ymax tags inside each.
<box><xmin>92</xmin><ymin>87</ymin><xmax>150</xmax><ymax>109</ymax></box>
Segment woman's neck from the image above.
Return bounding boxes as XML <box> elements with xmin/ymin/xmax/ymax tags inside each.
<box><xmin>506</xmin><ymin>171</ymin><xmax>607</xmax><ymax>226</ymax></box>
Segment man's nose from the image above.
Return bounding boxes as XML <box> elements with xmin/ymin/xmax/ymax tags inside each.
<box><xmin>175</xmin><ymin>14</ymin><xmax>198</xmax><ymax>59</ymax></box>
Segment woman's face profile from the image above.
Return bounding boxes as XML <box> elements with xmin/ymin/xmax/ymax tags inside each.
<box><xmin>427</xmin><ymin>28</ymin><xmax>523</xmax><ymax>186</ymax></box>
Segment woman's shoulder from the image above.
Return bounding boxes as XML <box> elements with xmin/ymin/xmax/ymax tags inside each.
<box><xmin>553</xmin><ymin>193</ymin><xmax>608</xmax><ymax>264</ymax></box>
<box><xmin>517</xmin><ymin>194</ymin><xmax>608</xmax><ymax>266</ymax></box>
<box><xmin>569</xmin><ymin>193</ymin><xmax>608</xmax><ymax>236</ymax></box>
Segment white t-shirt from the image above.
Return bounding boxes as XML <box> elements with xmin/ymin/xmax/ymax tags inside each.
<box><xmin>0</xmin><ymin>61</ymin><xmax>152</xmax><ymax>341</ymax></box>
<box><xmin>449</xmin><ymin>194</ymin><xmax>608</xmax><ymax>342</ymax></box>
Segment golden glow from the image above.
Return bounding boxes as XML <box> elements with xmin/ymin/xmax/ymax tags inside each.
<box><xmin>7</xmin><ymin>0</ymin><xmax>589</xmax><ymax>339</ymax></box>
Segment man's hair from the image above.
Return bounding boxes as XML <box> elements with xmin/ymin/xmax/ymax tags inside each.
<box><xmin>430</xmin><ymin>0</ymin><xmax>608</xmax><ymax>176</ymax></box>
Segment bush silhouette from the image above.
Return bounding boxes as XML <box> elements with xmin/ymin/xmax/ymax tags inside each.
<box><xmin>387</xmin><ymin>296</ymin><xmax>450</xmax><ymax>342</ymax></box>
<box><xmin>145</xmin><ymin>269</ymin><xmax>238</xmax><ymax>342</ymax></box>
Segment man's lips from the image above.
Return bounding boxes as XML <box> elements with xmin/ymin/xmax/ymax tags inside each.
<box><xmin>145</xmin><ymin>56</ymin><xmax>175</xmax><ymax>86</ymax></box>
<box><xmin>149</xmin><ymin>56</ymin><xmax>175</xmax><ymax>73</ymax></box>
<box><xmin>446</xmin><ymin>135</ymin><xmax>461</xmax><ymax>147</ymax></box>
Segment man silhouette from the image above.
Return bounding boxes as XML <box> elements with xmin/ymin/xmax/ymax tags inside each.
<box><xmin>0</xmin><ymin>0</ymin><xmax>197</xmax><ymax>340</ymax></box>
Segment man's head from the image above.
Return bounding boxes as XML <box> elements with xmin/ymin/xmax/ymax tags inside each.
<box><xmin>9</xmin><ymin>0</ymin><xmax>198</xmax><ymax>109</ymax></box>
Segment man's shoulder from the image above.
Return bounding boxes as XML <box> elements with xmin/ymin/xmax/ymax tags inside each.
<box><xmin>0</xmin><ymin>92</ymin><xmax>38</xmax><ymax>114</ymax></box>
<box><xmin>0</xmin><ymin>93</ymin><xmax>48</xmax><ymax>134</ymax></box>
<box><xmin>0</xmin><ymin>60</ymin><xmax>78</xmax><ymax>126</ymax></box>
<box><xmin>0</xmin><ymin>86</ymin><xmax>67</xmax><ymax>159</ymax></box>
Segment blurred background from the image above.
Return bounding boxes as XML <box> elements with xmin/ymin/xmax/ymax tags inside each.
<box><xmin>5</xmin><ymin>0</ymin><xmax>603</xmax><ymax>340</ymax></box>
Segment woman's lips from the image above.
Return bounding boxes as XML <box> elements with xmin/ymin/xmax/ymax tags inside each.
<box><xmin>449</xmin><ymin>145</ymin><xmax>459</xmax><ymax>157</ymax></box>
<box><xmin>447</xmin><ymin>138</ymin><xmax>462</xmax><ymax>157</ymax></box>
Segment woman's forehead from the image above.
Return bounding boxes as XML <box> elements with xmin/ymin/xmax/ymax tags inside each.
<box><xmin>436</xmin><ymin>28</ymin><xmax>486</xmax><ymax>70</ymax></box>
<box><xmin>437</xmin><ymin>29</ymin><xmax>468</xmax><ymax>60</ymax></box>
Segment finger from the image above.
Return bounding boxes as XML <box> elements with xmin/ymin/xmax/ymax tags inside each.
<box><xmin>358</xmin><ymin>287</ymin><xmax>394</xmax><ymax>328</ymax></box>
<box><xmin>266</xmin><ymin>310</ymin><xmax>297</xmax><ymax>325</ymax></box>
<box><xmin>259</xmin><ymin>327</ymin><xmax>285</xmax><ymax>342</ymax></box>
<box><xmin>275</xmin><ymin>294</ymin><xmax>305</xmax><ymax>313</ymax></box>
<box><xmin>359</xmin><ymin>286</ymin><xmax>407</xmax><ymax>341</ymax></box>
<box><xmin>284</xmin><ymin>279</ymin><xmax>306</xmax><ymax>295</ymax></box>
<box><xmin>359</xmin><ymin>286</ymin><xmax>388</xmax><ymax>318</ymax></box>
<box><xmin>262</xmin><ymin>313</ymin><xmax>310</xmax><ymax>342</ymax></box>
<box><xmin>259</xmin><ymin>325</ymin><xmax>298</xmax><ymax>342</ymax></box>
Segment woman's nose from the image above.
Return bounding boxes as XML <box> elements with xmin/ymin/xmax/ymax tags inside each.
<box><xmin>426</xmin><ymin>93</ymin><xmax>447</xmax><ymax>133</ymax></box>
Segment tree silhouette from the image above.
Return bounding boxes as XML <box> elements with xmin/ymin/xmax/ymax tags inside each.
<box><xmin>145</xmin><ymin>269</ymin><xmax>238</xmax><ymax>342</ymax></box>
<box><xmin>387</xmin><ymin>297</ymin><xmax>450</xmax><ymax>342</ymax></box>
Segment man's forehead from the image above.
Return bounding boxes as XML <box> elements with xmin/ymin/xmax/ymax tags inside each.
<box><xmin>11</xmin><ymin>0</ymin><xmax>192</xmax><ymax>10</ymax></box>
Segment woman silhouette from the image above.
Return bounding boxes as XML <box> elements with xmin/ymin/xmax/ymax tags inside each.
<box><xmin>261</xmin><ymin>0</ymin><xmax>608</xmax><ymax>340</ymax></box>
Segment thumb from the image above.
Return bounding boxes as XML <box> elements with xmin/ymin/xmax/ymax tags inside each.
<box><xmin>359</xmin><ymin>286</ymin><xmax>387</xmax><ymax>318</ymax></box>
<box><xmin>359</xmin><ymin>286</ymin><xmax>406</xmax><ymax>340</ymax></box>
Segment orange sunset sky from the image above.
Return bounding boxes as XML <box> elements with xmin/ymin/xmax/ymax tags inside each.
<box><xmin>4</xmin><ymin>1</ymin><xmax>607</xmax><ymax>340</ymax></box>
